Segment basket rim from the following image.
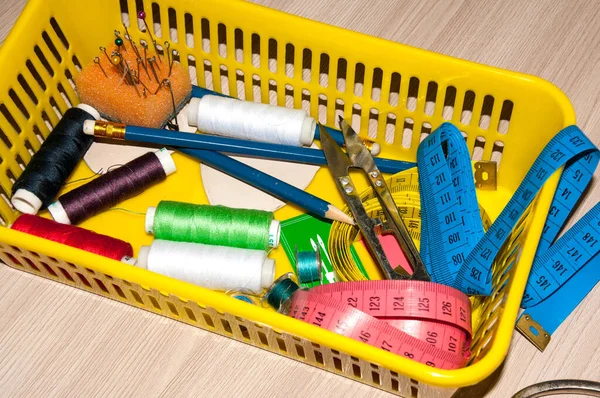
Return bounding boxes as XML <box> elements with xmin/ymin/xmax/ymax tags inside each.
<box><xmin>0</xmin><ymin>0</ymin><xmax>578</xmax><ymax>388</ymax></box>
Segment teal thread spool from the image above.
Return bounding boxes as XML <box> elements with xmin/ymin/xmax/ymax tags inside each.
<box><xmin>295</xmin><ymin>248</ymin><xmax>322</xmax><ymax>285</ymax></box>
<box><xmin>264</xmin><ymin>274</ymin><xmax>299</xmax><ymax>312</ymax></box>
<box><xmin>146</xmin><ymin>201</ymin><xmax>280</xmax><ymax>250</ymax></box>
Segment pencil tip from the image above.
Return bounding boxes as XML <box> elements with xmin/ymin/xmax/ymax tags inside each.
<box><xmin>326</xmin><ymin>205</ymin><xmax>354</xmax><ymax>225</ymax></box>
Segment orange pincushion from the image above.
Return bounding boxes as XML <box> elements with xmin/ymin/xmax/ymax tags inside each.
<box><xmin>75</xmin><ymin>41</ymin><xmax>191</xmax><ymax>128</ymax></box>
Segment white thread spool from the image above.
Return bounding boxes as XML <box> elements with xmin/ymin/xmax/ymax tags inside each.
<box><xmin>187</xmin><ymin>95</ymin><xmax>316</xmax><ymax>146</ymax></box>
<box><xmin>137</xmin><ymin>240</ymin><xmax>275</xmax><ymax>293</ymax></box>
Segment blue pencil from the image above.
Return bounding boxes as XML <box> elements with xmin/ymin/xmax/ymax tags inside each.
<box><xmin>82</xmin><ymin>122</ymin><xmax>414</xmax><ymax>174</ymax></box>
<box><xmin>178</xmin><ymin>147</ymin><xmax>353</xmax><ymax>224</ymax></box>
<box><xmin>83</xmin><ymin>121</ymin><xmax>353</xmax><ymax>224</ymax></box>
<box><xmin>191</xmin><ymin>85</ymin><xmax>349</xmax><ymax>147</ymax></box>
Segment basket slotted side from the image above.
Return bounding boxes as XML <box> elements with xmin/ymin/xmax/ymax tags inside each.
<box><xmin>0</xmin><ymin>0</ymin><xmax>574</xmax><ymax>395</ymax></box>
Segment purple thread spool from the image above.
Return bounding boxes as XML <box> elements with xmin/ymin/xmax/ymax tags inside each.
<box><xmin>48</xmin><ymin>149</ymin><xmax>176</xmax><ymax>225</ymax></box>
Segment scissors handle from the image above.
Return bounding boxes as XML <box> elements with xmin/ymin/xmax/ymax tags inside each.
<box><xmin>332</xmin><ymin>174</ymin><xmax>409</xmax><ymax>280</ymax></box>
<box><xmin>364</xmin><ymin>164</ymin><xmax>431</xmax><ymax>281</ymax></box>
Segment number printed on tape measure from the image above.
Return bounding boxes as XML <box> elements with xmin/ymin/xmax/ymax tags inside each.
<box><xmin>417</xmin><ymin>123</ymin><xmax>600</xmax><ymax>297</ymax></box>
<box><xmin>310</xmin><ymin>281</ymin><xmax>472</xmax><ymax>334</ymax></box>
<box><xmin>290</xmin><ymin>287</ymin><xmax>470</xmax><ymax>369</ymax></box>
<box><xmin>522</xmin><ymin>203</ymin><xmax>600</xmax><ymax>306</ymax></box>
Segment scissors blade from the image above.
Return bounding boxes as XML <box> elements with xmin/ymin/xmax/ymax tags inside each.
<box><xmin>320</xmin><ymin>123</ymin><xmax>406</xmax><ymax>280</ymax></box>
<box><xmin>338</xmin><ymin>116</ymin><xmax>377</xmax><ymax>170</ymax></box>
<box><xmin>338</xmin><ymin>116</ymin><xmax>431</xmax><ymax>282</ymax></box>
<box><xmin>319</xmin><ymin>124</ymin><xmax>353</xmax><ymax>178</ymax></box>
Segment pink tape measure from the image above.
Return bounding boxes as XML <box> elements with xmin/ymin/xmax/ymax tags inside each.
<box><xmin>289</xmin><ymin>280</ymin><xmax>472</xmax><ymax>369</ymax></box>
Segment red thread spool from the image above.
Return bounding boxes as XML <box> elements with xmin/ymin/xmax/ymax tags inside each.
<box><xmin>12</xmin><ymin>214</ymin><xmax>134</xmax><ymax>261</ymax></box>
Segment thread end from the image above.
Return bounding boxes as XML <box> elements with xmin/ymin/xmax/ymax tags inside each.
<box><xmin>48</xmin><ymin>201</ymin><xmax>72</xmax><ymax>224</ymax></box>
<box><xmin>262</xmin><ymin>257</ymin><xmax>276</xmax><ymax>289</ymax></box>
<box><xmin>154</xmin><ymin>148</ymin><xmax>177</xmax><ymax>176</ymax></box>
<box><xmin>82</xmin><ymin>120</ymin><xmax>96</xmax><ymax>135</ymax></box>
<box><xmin>11</xmin><ymin>189</ymin><xmax>43</xmax><ymax>215</ymax></box>
<box><xmin>187</xmin><ymin>97</ymin><xmax>202</xmax><ymax>127</ymax></box>
<box><xmin>145</xmin><ymin>207</ymin><xmax>157</xmax><ymax>234</ymax></box>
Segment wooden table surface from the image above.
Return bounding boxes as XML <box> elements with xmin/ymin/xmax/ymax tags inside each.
<box><xmin>1</xmin><ymin>0</ymin><xmax>599</xmax><ymax>397</ymax></box>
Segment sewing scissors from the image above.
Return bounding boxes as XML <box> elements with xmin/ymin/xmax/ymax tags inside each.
<box><xmin>320</xmin><ymin>116</ymin><xmax>430</xmax><ymax>281</ymax></box>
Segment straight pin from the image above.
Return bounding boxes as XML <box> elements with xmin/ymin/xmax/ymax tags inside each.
<box><xmin>128</xmin><ymin>69</ymin><xmax>142</xmax><ymax>97</ymax></box>
<box><xmin>131</xmin><ymin>41</ymin><xmax>142</xmax><ymax>61</ymax></box>
<box><xmin>94</xmin><ymin>57</ymin><xmax>108</xmax><ymax>77</ymax></box>
<box><xmin>138</xmin><ymin>79</ymin><xmax>151</xmax><ymax>94</ymax></box>
<box><xmin>169</xmin><ymin>49</ymin><xmax>178</xmax><ymax>77</ymax></box>
<box><xmin>152</xmin><ymin>53</ymin><xmax>161</xmax><ymax>70</ymax></box>
<box><xmin>123</xmin><ymin>24</ymin><xmax>136</xmax><ymax>52</ymax></box>
<box><xmin>135</xmin><ymin>61</ymin><xmax>141</xmax><ymax>83</ymax></box>
<box><xmin>153</xmin><ymin>40</ymin><xmax>163</xmax><ymax>62</ymax></box>
<box><xmin>138</xmin><ymin>11</ymin><xmax>162</xmax><ymax>62</ymax></box>
<box><xmin>137</xmin><ymin>57</ymin><xmax>151</xmax><ymax>80</ymax></box>
<box><xmin>148</xmin><ymin>57</ymin><xmax>160</xmax><ymax>83</ymax></box>
<box><xmin>111</xmin><ymin>54</ymin><xmax>135</xmax><ymax>86</ymax></box>
<box><xmin>114</xmin><ymin>30</ymin><xmax>126</xmax><ymax>52</ymax></box>
<box><xmin>164</xmin><ymin>79</ymin><xmax>179</xmax><ymax>130</ymax></box>
<box><xmin>110</xmin><ymin>53</ymin><xmax>124</xmax><ymax>75</ymax></box>
<box><xmin>100</xmin><ymin>46</ymin><xmax>111</xmax><ymax>64</ymax></box>
<box><xmin>165</xmin><ymin>41</ymin><xmax>171</xmax><ymax>68</ymax></box>
<box><xmin>141</xmin><ymin>41</ymin><xmax>148</xmax><ymax>67</ymax></box>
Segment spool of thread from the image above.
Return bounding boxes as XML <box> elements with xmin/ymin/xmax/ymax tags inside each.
<box><xmin>264</xmin><ymin>274</ymin><xmax>300</xmax><ymax>312</ymax></box>
<box><xmin>187</xmin><ymin>95</ymin><xmax>316</xmax><ymax>146</ymax></box>
<box><xmin>11</xmin><ymin>104</ymin><xmax>100</xmax><ymax>214</ymax></box>
<box><xmin>137</xmin><ymin>240</ymin><xmax>275</xmax><ymax>293</ymax></box>
<box><xmin>295</xmin><ymin>249</ymin><xmax>322</xmax><ymax>284</ymax></box>
<box><xmin>145</xmin><ymin>201</ymin><xmax>280</xmax><ymax>250</ymax></box>
<box><xmin>48</xmin><ymin>149</ymin><xmax>176</xmax><ymax>225</ymax></box>
<box><xmin>11</xmin><ymin>214</ymin><xmax>134</xmax><ymax>261</ymax></box>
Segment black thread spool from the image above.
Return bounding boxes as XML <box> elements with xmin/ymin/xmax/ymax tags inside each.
<box><xmin>11</xmin><ymin>104</ymin><xmax>99</xmax><ymax>214</ymax></box>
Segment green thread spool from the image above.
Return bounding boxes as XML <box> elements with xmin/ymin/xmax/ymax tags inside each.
<box><xmin>146</xmin><ymin>201</ymin><xmax>280</xmax><ymax>250</ymax></box>
<box><xmin>265</xmin><ymin>275</ymin><xmax>299</xmax><ymax>312</ymax></box>
<box><xmin>295</xmin><ymin>248</ymin><xmax>322</xmax><ymax>284</ymax></box>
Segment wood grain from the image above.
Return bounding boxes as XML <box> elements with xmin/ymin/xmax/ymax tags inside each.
<box><xmin>1</xmin><ymin>0</ymin><xmax>599</xmax><ymax>396</ymax></box>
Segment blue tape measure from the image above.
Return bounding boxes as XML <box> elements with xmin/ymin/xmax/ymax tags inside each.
<box><xmin>417</xmin><ymin>122</ymin><xmax>599</xmax><ymax>348</ymax></box>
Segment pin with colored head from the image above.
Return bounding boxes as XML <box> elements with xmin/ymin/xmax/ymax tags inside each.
<box><xmin>110</xmin><ymin>53</ymin><xmax>124</xmax><ymax>75</ymax></box>
<box><xmin>138</xmin><ymin>10</ymin><xmax>161</xmax><ymax>61</ymax></box>
<box><xmin>114</xmin><ymin>30</ymin><xmax>126</xmax><ymax>51</ymax></box>
<box><xmin>115</xmin><ymin>37</ymin><xmax>125</xmax><ymax>50</ymax></box>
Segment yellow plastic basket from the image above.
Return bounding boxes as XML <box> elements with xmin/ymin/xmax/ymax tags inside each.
<box><xmin>0</xmin><ymin>0</ymin><xmax>575</xmax><ymax>396</ymax></box>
